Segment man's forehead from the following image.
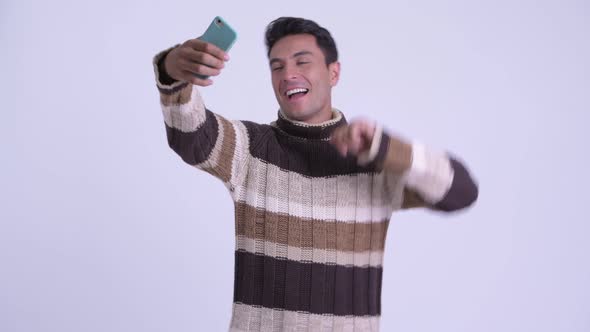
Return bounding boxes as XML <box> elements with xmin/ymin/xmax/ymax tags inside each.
<box><xmin>269</xmin><ymin>34</ymin><xmax>319</xmax><ymax>56</ymax></box>
<box><xmin>271</xmin><ymin>49</ymin><xmax>314</xmax><ymax>60</ymax></box>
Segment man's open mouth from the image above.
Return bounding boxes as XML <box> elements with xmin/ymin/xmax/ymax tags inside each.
<box><xmin>285</xmin><ymin>88</ymin><xmax>309</xmax><ymax>99</ymax></box>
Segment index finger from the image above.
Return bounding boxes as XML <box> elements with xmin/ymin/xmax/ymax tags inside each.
<box><xmin>186</xmin><ymin>38</ymin><xmax>229</xmax><ymax>61</ymax></box>
<box><xmin>329</xmin><ymin>125</ymin><xmax>347</xmax><ymax>143</ymax></box>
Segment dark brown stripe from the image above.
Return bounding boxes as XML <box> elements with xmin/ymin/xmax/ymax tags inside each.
<box><xmin>233</xmin><ymin>250</ymin><xmax>382</xmax><ymax>316</ymax></box>
<box><xmin>434</xmin><ymin>157</ymin><xmax>478</xmax><ymax>211</ymax></box>
<box><xmin>206</xmin><ymin>116</ymin><xmax>237</xmax><ymax>183</ymax></box>
<box><xmin>235</xmin><ymin>202</ymin><xmax>390</xmax><ymax>252</ymax></box>
<box><xmin>157</xmin><ymin>81</ymin><xmax>189</xmax><ymax>96</ymax></box>
<box><xmin>165</xmin><ymin>109</ymin><xmax>219</xmax><ymax>166</ymax></box>
<box><xmin>242</xmin><ymin>122</ymin><xmax>383</xmax><ymax>177</ymax></box>
<box><xmin>275</xmin><ymin>111</ymin><xmax>346</xmax><ymax>140</ymax></box>
<box><xmin>155</xmin><ymin>46</ymin><xmax>181</xmax><ymax>87</ymax></box>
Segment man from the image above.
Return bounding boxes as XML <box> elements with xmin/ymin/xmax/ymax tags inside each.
<box><xmin>154</xmin><ymin>17</ymin><xmax>477</xmax><ymax>332</ymax></box>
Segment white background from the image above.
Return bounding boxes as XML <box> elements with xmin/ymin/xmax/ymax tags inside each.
<box><xmin>1</xmin><ymin>0</ymin><xmax>589</xmax><ymax>331</ymax></box>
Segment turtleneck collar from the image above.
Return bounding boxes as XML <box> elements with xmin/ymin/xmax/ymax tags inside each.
<box><xmin>273</xmin><ymin>109</ymin><xmax>347</xmax><ymax>140</ymax></box>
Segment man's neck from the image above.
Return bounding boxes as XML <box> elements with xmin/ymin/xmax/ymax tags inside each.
<box><xmin>301</xmin><ymin>107</ymin><xmax>334</xmax><ymax>125</ymax></box>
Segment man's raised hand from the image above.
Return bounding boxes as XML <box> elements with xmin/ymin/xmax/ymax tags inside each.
<box><xmin>330</xmin><ymin>119</ymin><xmax>376</xmax><ymax>157</ymax></box>
<box><xmin>163</xmin><ymin>38</ymin><xmax>230</xmax><ymax>86</ymax></box>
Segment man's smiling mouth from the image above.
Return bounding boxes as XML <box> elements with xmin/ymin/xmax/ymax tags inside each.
<box><xmin>285</xmin><ymin>88</ymin><xmax>309</xmax><ymax>99</ymax></box>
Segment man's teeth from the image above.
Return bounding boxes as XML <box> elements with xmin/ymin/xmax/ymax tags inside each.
<box><xmin>286</xmin><ymin>88</ymin><xmax>309</xmax><ymax>97</ymax></box>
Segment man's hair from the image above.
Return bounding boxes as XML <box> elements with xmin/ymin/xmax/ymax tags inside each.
<box><xmin>265</xmin><ymin>17</ymin><xmax>338</xmax><ymax>65</ymax></box>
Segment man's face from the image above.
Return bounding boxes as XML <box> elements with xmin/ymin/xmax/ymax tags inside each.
<box><xmin>269</xmin><ymin>34</ymin><xmax>340</xmax><ymax>124</ymax></box>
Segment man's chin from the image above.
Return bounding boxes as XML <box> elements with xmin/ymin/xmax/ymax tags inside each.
<box><xmin>281</xmin><ymin>108</ymin><xmax>309</xmax><ymax>122</ymax></box>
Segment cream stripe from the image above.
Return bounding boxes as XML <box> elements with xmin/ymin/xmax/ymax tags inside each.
<box><xmin>161</xmin><ymin>87</ymin><xmax>207</xmax><ymax>133</ymax></box>
<box><xmin>279</xmin><ymin>108</ymin><xmax>344</xmax><ymax>129</ymax></box>
<box><xmin>230</xmin><ymin>303</ymin><xmax>381</xmax><ymax>332</ymax></box>
<box><xmin>406</xmin><ymin>143</ymin><xmax>454</xmax><ymax>204</ymax></box>
<box><xmin>233</xmin><ymin>158</ymin><xmax>406</xmax><ymax>222</ymax></box>
<box><xmin>238</xmin><ymin>189</ymin><xmax>392</xmax><ymax>223</ymax></box>
<box><xmin>236</xmin><ymin>235</ymin><xmax>384</xmax><ymax>268</ymax></box>
<box><xmin>229</xmin><ymin>120</ymin><xmax>251</xmax><ymax>195</ymax></box>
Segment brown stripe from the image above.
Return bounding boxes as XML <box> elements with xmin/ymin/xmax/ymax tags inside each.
<box><xmin>383</xmin><ymin>136</ymin><xmax>412</xmax><ymax>173</ymax></box>
<box><xmin>159</xmin><ymin>83</ymin><xmax>193</xmax><ymax>106</ymax></box>
<box><xmin>214</xmin><ymin>116</ymin><xmax>237</xmax><ymax>183</ymax></box>
<box><xmin>401</xmin><ymin>187</ymin><xmax>427</xmax><ymax>209</ymax></box>
<box><xmin>198</xmin><ymin>115</ymin><xmax>237</xmax><ymax>183</ymax></box>
<box><xmin>235</xmin><ymin>202</ymin><xmax>390</xmax><ymax>252</ymax></box>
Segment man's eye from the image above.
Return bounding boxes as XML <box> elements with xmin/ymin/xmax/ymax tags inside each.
<box><xmin>272</xmin><ymin>66</ymin><xmax>283</xmax><ymax>71</ymax></box>
<box><xmin>297</xmin><ymin>62</ymin><xmax>310</xmax><ymax>65</ymax></box>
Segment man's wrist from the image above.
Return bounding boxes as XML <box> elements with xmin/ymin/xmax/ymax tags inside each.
<box><xmin>157</xmin><ymin>49</ymin><xmax>178</xmax><ymax>86</ymax></box>
<box><xmin>357</xmin><ymin>124</ymin><xmax>383</xmax><ymax>165</ymax></box>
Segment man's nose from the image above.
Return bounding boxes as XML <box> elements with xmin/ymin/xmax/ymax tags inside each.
<box><xmin>281</xmin><ymin>65</ymin><xmax>298</xmax><ymax>81</ymax></box>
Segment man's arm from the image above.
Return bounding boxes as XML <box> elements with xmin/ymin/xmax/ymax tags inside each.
<box><xmin>330</xmin><ymin>120</ymin><xmax>478</xmax><ymax>212</ymax></box>
<box><xmin>153</xmin><ymin>39</ymin><xmax>250</xmax><ymax>193</ymax></box>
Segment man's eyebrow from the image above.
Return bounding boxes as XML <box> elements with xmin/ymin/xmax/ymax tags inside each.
<box><xmin>293</xmin><ymin>50</ymin><xmax>313</xmax><ymax>58</ymax></box>
<box><xmin>269</xmin><ymin>50</ymin><xmax>314</xmax><ymax>65</ymax></box>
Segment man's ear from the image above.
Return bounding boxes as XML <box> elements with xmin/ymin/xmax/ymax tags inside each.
<box><xmin>329</xmin><ymin>61</ymin><xmax>341</xmax><ymax>87</ymax></box>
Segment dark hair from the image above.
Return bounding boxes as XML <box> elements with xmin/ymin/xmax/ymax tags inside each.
<box><xmin>265</xmin><ymin>17</ymin><xmax>338</xmax><ymax>65</ymax></box>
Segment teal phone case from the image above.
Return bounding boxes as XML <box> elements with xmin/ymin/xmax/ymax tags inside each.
<box><xmin>196</xmin><ymin>16</ymin><xmax>237</xmax><ymax>79</ymax></box>
<box><xmin>200</xmin><ymin>16</ymin><xmax>237</xmax><ymax>51</ymax></box>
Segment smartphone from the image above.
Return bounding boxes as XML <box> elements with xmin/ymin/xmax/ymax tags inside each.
<box><xmin>196</xmin><ymin>16</ymin><xmax>237</xmax><ymax>79</ymax></box>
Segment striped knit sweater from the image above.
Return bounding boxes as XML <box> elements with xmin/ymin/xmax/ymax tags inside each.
<box><xmin>154</xmin><ymin>49</ymin><xmax>478</xmax><ymax>332</ymax></box>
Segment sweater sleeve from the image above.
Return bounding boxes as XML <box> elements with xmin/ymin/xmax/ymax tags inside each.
<box><xmin>363</xmin><ymin>126</ymin><xmax>479</xmax><ymax>212</ymax></box>
<box><xmin>153</xmin><ymin>48</ymin><xmax>251</xmax><ymax>195</ymax></box>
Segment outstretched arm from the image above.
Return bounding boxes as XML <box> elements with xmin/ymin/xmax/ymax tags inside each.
<box><xmin>330</xmin><ymin>119</ymin><xmax>478</xmax><ymax>212</ymax></box>
<box><xmin>153</xmin><ymin>39</ymin><xmax>250</xmax><ymax>194</ymax></box>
